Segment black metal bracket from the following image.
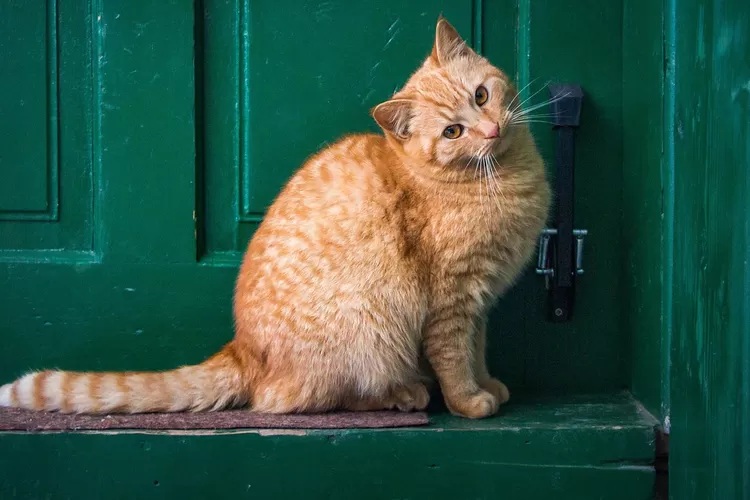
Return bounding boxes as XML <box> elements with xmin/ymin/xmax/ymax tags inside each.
<box><xmin>535</xmin><ymin>84</ymin><xmax>587</xmax><ymax>322</ymax></box>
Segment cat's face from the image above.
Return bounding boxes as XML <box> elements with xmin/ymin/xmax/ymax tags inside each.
<box><xmin>373</xmin><ymin>18</ymin><xmax>521</xmax><ymax>179</ymax></box>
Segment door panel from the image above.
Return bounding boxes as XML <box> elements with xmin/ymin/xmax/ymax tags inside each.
<box><xmin>0</xmin><ymin>0</ymin><xmax>93</xmax><ymax>254</ymax></box>
<box><xmin>0</xmin><ymin>2</ymin><xmax>52</xmax><ymax>215</ymax></box>
<box><xmin>96</xmin><ymin>1</ymin><xmax>197</xmax><ymax>263</ymax></box>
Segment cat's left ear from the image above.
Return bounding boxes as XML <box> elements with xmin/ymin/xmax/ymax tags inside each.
<box><xmin>431</xmin><ymin>17</ymin><xmax>475</xmax><ymax>65</ymax></box>
<box><xmin>372</xmin><ymin>99</ymin><xmax>414</xmax><ymax>139</ymax></box>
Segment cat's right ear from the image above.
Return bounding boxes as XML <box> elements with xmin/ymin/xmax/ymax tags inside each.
<box><xmin>372</xmin><ymin>99</ymin><xmax>414</xmax><ymax>140</ymax></box>
<box><xmin>431</xmin><ymin>17</ymin><xmax>472</xmax><ymax>65</ymax></box>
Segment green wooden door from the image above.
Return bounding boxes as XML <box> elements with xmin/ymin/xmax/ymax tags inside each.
<box><xmin>0</xmin><ymin>0</ymin><xmax>628</xmax><ymax>398</ymax></box>
<box><xmin>3</xmin><ymin>1</ymin><xmax>749</xmax><ymax>499</ymax></box>
<box><xmin>0</xmin><ymin>1</ymin><xmax>659</xmax><ymax>498</ymax></box>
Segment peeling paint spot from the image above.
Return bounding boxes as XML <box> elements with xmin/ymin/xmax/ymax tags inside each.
<box><xmin>384</xmin><ymin>30</ymin><xmax>401</xmax><ymax>50</ymax></box>
<box><xmin>313</xmin><ymin>2</ymin><xmax>334</xmax><ymax>22</ymax></box>
<box><xmin>257</xmin><ymin>429</ymin><xmax>308</xmax><ymax>437</ymax></box>
<box><xmin>716</xmin><ymin>19</ymin><xmax>739</xmax><ymax>56</ymax></box>
<box><xmin>384</xmin><ymin>18</ymin><xmax>402</xmax><ymax>50</ymax></box>
<box><xmin>361</xmin><ymin>88</ymin><xmax>376</xmax><ymax>105</ymax></box>
<box><xmin>731</xmin><ymin>80</ymin><xmax>750</xmax><ymax>100</ymax></box>
<box><xmin>134</xmin><ymin>20</ymin><xmax>155</xmax><ymax>37</ymax></box>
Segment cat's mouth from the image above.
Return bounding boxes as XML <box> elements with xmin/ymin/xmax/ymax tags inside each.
<box><xmin>454</xmin><ymin>130</ymin><xmax>513</xmax><ymax>171</ymax></box>
<box><xmin>473</xmin><ymin>136</ymin><xmax>512</xmax><ymax>164</ymax></box>
<box><xmin>460</xmin><ymin>151</ymin><xmax>501</xmax><ymax>174</ymax></box>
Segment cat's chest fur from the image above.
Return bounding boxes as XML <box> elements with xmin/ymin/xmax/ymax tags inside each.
<box><xmin>408</xmin><ymin>172</ymin><xmax>549</xmax><ymax>308</ymax></box>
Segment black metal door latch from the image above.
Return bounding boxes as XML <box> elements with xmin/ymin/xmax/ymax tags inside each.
<box><xmin>536</xmin><ymin>84</ymin><xmax>588</xmax><ymax>323</ymax></box>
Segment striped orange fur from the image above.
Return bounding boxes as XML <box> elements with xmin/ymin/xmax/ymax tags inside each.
<box><xmin>0</xmin><ymin>18</ymin><xmax>549</xmax><ymax>418</ymax></box>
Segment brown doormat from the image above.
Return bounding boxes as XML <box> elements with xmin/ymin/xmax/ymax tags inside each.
<box><xmin>0</xmin><ymin>407</ymin><xmax>429</xmax><ymax>432</ymax></box>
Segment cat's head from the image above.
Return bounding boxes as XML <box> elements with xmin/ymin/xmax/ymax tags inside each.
<box><xmin>372</xmin><ymin>18</ymin><xmax>523</xmax><ymax>179</ymax></box>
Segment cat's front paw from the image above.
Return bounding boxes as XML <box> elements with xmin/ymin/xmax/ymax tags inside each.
<box><xmin>445</xmin><ymin>390</ymin><xmax>499</xmax><ymax>419</ymax></box>
<box><xmin>479</xmin><ymin>377</ymin><xmax>510</xmax><ymax>405</ymax></box>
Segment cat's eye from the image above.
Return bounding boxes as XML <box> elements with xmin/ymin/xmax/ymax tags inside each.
<box><xmin>443</xmin><ymin>124</ymin><xmax>464</xmax><ymax>139</ymax></box>
<box><xmin>475</xmin><ymin>85</ymin><xmax>489</xmax><ymax>106</ymax></box>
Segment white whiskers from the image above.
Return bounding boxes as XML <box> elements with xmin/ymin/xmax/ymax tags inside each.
<box><xmin>469</xmin><ymin>146</ymin><xmax>505</xmax><ymax>214</ymax></box>
<box><xmin>506</xmin><ymin>80</ymin><xmax>571</xmax><ymax>128</ymax></box>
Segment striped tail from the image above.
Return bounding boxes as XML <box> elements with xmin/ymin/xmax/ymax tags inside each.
<box><xmin>0</xmin><ymin>345</ymin><xmax>247</xmax><ymax>414</ymax></box>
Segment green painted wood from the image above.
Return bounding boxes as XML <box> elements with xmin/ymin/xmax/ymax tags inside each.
<box><xmin>0</xmin><ymin>264</ymin><xmax>235</xmax><ymax>378</ymax></box>
<box><xmin>96</xmin><ymin>0</ymin><xmax>198</xmax><ymax>263</ymax></box>
<box><xmin>0</xmin><ymin>0</ymin><xmax>631</xmax><ymax>398</ymax></box>
<box><xmin>0</xmin><ymin>393</ymin><xmax>656</xmax><ymax>499</ymax></box>
<box><xmin>510</xmin><ymin>0</ymin><xmax>628</xmax><ymax>392</ymax></box>
<box><xmin>0</xmin><ymin>1</ymin><xmax>658</xmax><ymax>495</ymax></box>
<box><xmin>622</xmin><ymin>0</ymin><xmax>669</xmax><ymax>422</ymax></box>
<box><xmin>0</xmin><ymin>437</ymin><xmax>653</xmax><ymax>500</ymax></box>
<box><xmin>0</xmin><ymin>0</ymin><xmax>93</xmax><ymax>253</ymax></box>
<box><xmin>0</xmin><ymin>1</ymin><xmax>53</xmax><ymax>215</ymax></box>
<box><xmin>668</xmin><ymin>0</ymin><xmax>750</xmax><ymax>498</ymax></box>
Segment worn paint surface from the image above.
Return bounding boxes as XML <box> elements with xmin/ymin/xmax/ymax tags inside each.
<box><xmin>622</xmin><ymin>0</ymin><xmax>670</xmax><ymax>424</ymax></box>
<box><xmin>0</xmin><ymin>393</ymin><xmax>656</xmax><ymax>499</ymax></box>
<box><xmin>0</xmin><ymin>0</ymin><xmax>93</xmax><ymax>251</ymax></box>
<box><xmin>669</xmin><ymin>0</ymin><xmax>750</xmax><ymax>498</ymax></box>
<box><xmin>0</xmin><ymin>0</ymin><xmax>660</xmax><ymax>496</ymax></box>
<box><xmin>506</xmin><ymin>0</ymin><xmax>627</xmax><ymax>393</ymax></box>
<box><xmin>0</xmin><ymin>0</ymin><xmax>629</xmax><ymax>398</ymax></box>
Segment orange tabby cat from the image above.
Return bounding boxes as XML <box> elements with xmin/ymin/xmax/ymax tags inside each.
<box><xmin>0</xmin><ymin>18</ymin><xmax>550</xmax><ymax>419</ymax></box>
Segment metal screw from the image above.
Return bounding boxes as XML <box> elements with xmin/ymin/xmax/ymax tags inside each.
<box><xmin>554</xmin><ymin>308</ymin><xmax>564</xmax><ymax>317</ymax></box>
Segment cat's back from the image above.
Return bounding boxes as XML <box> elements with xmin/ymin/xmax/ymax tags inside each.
<box><xmin>278</xmin><ymin>133</ymin><xmax>395</xmax><ymax>211</ymax></box>
<box><xmin>234</xmin><ymin>131</ymin><xmax>425</xmax><ymax>348</ymax></box>
<box><xmin>237</xmin><ymin>132</ymin><xmax>412</xmax><ymax>289</ymax></box>
<box><xmin>254</xmin><ymin>133</ymin><xmax>406</xmax><ymax>245</ymax></box>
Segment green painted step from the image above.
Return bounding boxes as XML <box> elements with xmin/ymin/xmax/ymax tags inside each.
<box><xmin>0</xmin><ymin>392</ymin><xmax>657</xmax><ymax>499</ymax></box>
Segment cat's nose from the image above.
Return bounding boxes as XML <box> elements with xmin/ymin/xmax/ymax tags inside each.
<box><xmin>477</xmin><ymin>120</ymin><xmax>500</xmax><ymax>139</ymax></box>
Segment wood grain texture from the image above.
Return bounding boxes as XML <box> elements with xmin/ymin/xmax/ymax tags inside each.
<box><xmin>669</xmin><ymin>0</ymin><xmax>750</xmax><ymax>498</ymax></box>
